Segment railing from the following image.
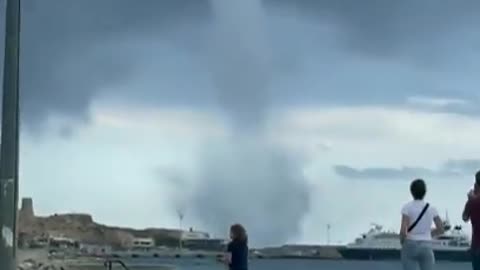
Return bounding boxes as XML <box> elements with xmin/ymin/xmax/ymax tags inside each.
<box><xmin>104</xmin><ymin>259</ymin><xmax>130</xmax><ymax>270</ymax></box>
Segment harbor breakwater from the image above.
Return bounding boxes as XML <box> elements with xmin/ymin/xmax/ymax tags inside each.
<box><xmin>16</xmin><ymin>245</ymin><xmax>343</xmax><ymax>269</ymax></box>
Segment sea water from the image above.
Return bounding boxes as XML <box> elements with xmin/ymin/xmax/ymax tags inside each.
<box><xmin>98</xmin><ymin>258</ymin><xmax>472</xmax><ymax>270</ymax></box>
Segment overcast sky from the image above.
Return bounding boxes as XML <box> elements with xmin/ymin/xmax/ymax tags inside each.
<box><xmin>1</xmin><ymin>0</ymin><xmax>479</xmax><ymax>247</ymax></box>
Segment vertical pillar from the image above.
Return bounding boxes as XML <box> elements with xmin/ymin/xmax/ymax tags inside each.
<box><xmin>0</xmin><ymin>0</ymin><xmax>21</xmax><ymax>269</ymax></box>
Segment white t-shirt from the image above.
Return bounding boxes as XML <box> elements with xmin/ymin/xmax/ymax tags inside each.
<box><xmin>401</xmin><ymin>200</ymin><xmax>439</xmax><ymax>241</ymax></box>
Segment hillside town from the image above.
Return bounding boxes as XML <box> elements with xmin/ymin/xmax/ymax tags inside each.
<box><xmin>16</xmin><ymin>197</ymin><xmax>342</xmax><ymax>270</ymax></box>
<box><xmin>17</xmin><ymin>197</ymin><xmax>228</xmax><ymax>258</ymax></box>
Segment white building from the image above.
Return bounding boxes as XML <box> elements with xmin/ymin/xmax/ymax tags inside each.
<box><xmin>132</xmin><ymin>237</ymin><xmax>155</xmax><ymax>249</ymax></box>
<box><xmin>49</xmin><ymin>236</ymin><xmax>77</xmax><ymax>249</ymax></box>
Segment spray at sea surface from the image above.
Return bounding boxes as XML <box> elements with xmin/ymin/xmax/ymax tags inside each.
<box><xmin>184</xmin><ymin>0</ymin><xmax>311</xmax><ymax>247</ymax></box>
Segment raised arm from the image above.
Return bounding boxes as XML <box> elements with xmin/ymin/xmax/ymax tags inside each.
<box><xmin>463</xmin><ymin>200</ymin><xmax>471</xmax><ymax>222</ymax></box>
<box><xmin>431</xmin><ymin>215</ymin><xmax>444</xmax><ymax>237</ymax></box>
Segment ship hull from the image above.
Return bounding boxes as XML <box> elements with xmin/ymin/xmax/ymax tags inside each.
<box><xmin>338</xmin><ymin>247</ymin><xmax>471</xmax><ymax>262</ymax></box>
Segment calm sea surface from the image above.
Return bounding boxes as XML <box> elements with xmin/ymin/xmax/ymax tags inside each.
<box><xmin>96</xmin><ymin>258</ymin><xmax>473</xmax><ymax>270</ymax></box>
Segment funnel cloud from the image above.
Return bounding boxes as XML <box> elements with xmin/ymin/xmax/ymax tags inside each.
<box><xmin>191</xmin><ymin>139</ymin><xmax>310</xmax><ymax>246</ymax></box>
<box><xmin>183</xmin><ymin>0</ymin><xmax>311</xmax><ymax>246</ymax></box>
<box><xmin>208</xmin><ymin>0</ymin><xmax>272</xmax><ymax>132</ymax></box>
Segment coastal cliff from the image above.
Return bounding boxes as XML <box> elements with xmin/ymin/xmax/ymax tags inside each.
<box><xmin>18</xmin><ymin>197</ymin><xmax>182</xmax><ymax>248</ymax></box>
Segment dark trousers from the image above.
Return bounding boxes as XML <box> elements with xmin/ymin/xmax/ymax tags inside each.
<box><xmin>472</xmin><ymin>249</ymin><xmax>480</xmax><ymax>270</ymax></box>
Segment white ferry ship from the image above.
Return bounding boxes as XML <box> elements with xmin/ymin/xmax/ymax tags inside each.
<box><xmin>338</xmin><ymin>220</ymin><xmax>471</xmax><ymax>262</ymax></box>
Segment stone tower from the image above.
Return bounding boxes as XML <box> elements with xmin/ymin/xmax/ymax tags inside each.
<box><xmin>19</xmin><ymin>197</ymin><xmax>35</xmax><ymax>223</ymax></box>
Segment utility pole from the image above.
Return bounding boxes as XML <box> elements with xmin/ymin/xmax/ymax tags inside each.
<box><xmin>177</xmin><ymin>209</ymin><xmax>184</xmax><ymax>251</ymax></box>
<box><xmin>326</xmin><ymin>224</ymin><xmax>331</xmax><ymax>245</ymax></box>
<box><xmin>0</xmin><ymin>0</ymin><xmax>21</xmax><ymax>269</ymax></box>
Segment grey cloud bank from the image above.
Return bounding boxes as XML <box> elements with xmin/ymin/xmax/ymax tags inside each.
<box><xmin>334</xmin><ymin>159</ymin><xmax>480</xmax><ymax>180</ymax></box>
<box><xmin>0</xmin><ymin>0</ymin><xmax>477</xmax><ymax>132</ymax></box>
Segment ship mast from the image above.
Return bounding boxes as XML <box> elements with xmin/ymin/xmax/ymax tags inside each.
<box><xmin>326</xmin><ymin>224</ymin><xmax>331</xmax><ymax>245</ymax></box>
<box><xmin>443</xmin><ymin>209</ymin><xmax>451</xmax><ymax>231</ymax></box>
<box><xmin>177</xmin><ymin>209</ymin><xmax>184</xmax><ymax>251</ymax></box>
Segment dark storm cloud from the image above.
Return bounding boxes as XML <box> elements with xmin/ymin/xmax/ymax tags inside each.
<box><xmin>0</xmin><ymin>0</ymin><xmax>209</xmax><ymax>131</ymax></box>
<box><xmin>275</xmin><ymin>0</ymin><xmax>480</xmax><ymax>55</ymax></box>
<box><xmin>334</xmin><ymin>159</ymin><xmax>480</xmax><ymax>180</ymax></box>
<box><xmin>0</xmin><ymin>0</ymin><xmax>479</xmax><ymax>132</ymax></box>
<box><xmin>266</xmin><ymin>0</ymin><xmax>480</xmax><ymax>107</ymax></box>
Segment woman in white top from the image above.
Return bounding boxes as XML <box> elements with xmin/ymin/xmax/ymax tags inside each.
<box><xmin>400</xmin><ymin>179</ymin><xmax>444</xmax><ymax>270</ymax></box>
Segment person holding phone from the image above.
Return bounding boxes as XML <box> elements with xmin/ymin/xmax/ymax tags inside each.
<box><xmin>400</xmin><ymin>179</ymin><xmax>444</xmax><ymax>270</ymax></box>
<box><xmin>462</xmin><ymin>170</ymin><xmax>480</xmax><ymax>270</ymax></box>
<box><xmin>223</xmin><ymin>224</ymin><xmax>248</xmax><ymax>270</ymax></box>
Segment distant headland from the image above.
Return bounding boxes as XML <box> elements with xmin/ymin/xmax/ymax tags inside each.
<box><xmin>17</xmin><ymin>197</ymin><xmax>223</xmax><ymax>251</ymax></box>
